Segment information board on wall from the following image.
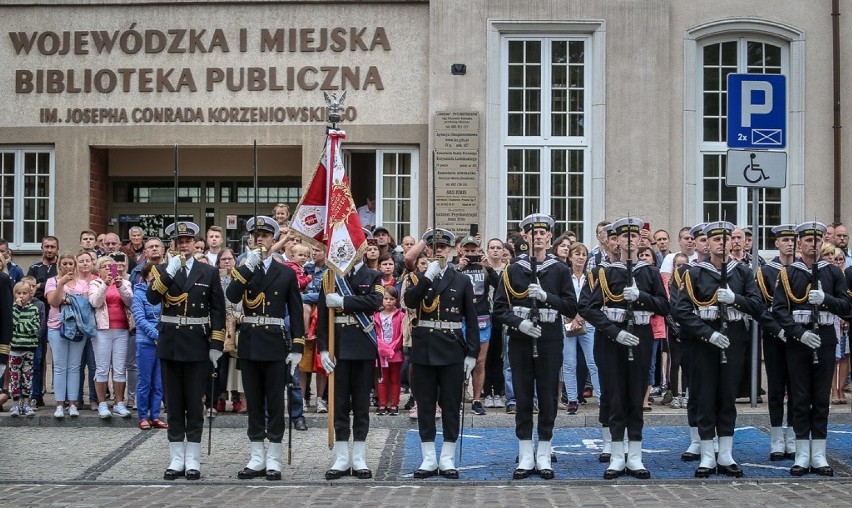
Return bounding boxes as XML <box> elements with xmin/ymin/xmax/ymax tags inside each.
<box><xmin>433</xmin><ymin>111</ymin><xmax>479</xmax><ymax>237</ymax></box>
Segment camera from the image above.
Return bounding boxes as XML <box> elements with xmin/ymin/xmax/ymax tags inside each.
<box><xmin>110</xmin><ymin>253</ymin><xmax>127</xmax><ymax>263</ymax></box>
<box><xmin>466</xmin><ymin>255</ymin><xmax>482</xmax><ymax>264</ymax></box>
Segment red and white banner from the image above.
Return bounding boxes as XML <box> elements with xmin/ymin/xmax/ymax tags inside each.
<box><xmin>290</xmin><ymin>129</ymin><xmax>366</xmax><ymax>275</ymax></box>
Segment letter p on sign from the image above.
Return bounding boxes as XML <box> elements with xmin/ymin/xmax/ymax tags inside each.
<box><xmin>740</xmin><ymin>81</ymin><xmax>772</xmax><ymax>128</ymax></box>
<box><xmin>727</xmin><ymin>74</ymin><xmax>786</xmax><ymax>149</ymax></box>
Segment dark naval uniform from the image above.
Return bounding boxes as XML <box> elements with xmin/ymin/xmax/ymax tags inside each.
<box><xmin>772</xmin><ymin>222</ymin><xmax>850</xmax><ymax>477</ymax></box>
<box><xmin>493</xmin><ymin>214</ymin><xmax>576</xmax><ymax>480</ymax></box>
<box><xmin>582</xmin><ymin>217</ymin><xmax>667</xmax><ymax>480</ymax></box>
<box><xmin>404</xmin><ymin>228</ymin><xmax>479</xmax><ymax>479</ymax></box>
<box><xmin>147</xmin><ymin>221</ymin><xmax>226</xmax><ymax>481</ymax></box>
<box><xmin>226</xmin><ymin>215</ymin><xmax>306</xmax><ymax>481</ymax></box>
<box><xmin>671</xmin><ymin>222</ymin><xmax>764</xmax><ymax>478</ymax></box>
<box><xmin>317</xmin><ymin>261</ymin><xmax>384</xmax><ymax>479</ymax></box>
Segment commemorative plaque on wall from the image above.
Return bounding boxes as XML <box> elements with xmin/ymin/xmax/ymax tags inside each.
<box><xmin>433</xmin><ymin>111</ymin><xmax>479</xmax><ymax>237</ymax></box>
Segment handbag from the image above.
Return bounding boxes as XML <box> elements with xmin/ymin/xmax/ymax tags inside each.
<box><xmin>564</xmin><ymin>318</ymin><xmax>587</xmax><ymax>337</ymax></box>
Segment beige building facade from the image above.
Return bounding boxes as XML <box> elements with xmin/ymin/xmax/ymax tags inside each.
<box><xmin>0</xmin><ymin>0</ymin><xmax>849</xmax><ymax>260</ymax></box>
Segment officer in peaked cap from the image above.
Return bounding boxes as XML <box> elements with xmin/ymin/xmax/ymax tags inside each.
<box><xmin>226</xmin><ymin>215</ymin><xmax>304</xmax><ymax>481</ymax></box>
<box><xmin>404</xmin><ymin>227</ymin><xmax>480</xmax><ymax>480</ymax></box>
<box><xmin>690</xmin><ymin>223</ymin><xmax>709</xmax><ymax>264</ymax></box>
<box><xmin>494</xmin><ymin>214</ymin><xmax>576</xmax><ymax>480</ymax></box>
<box><xmin>671</xmin><ymin>221</ymin><xmax>764</xmax><ymax>479</ymax></box>
<box><xmin>757</xmin><ymin>224</ymin><xmax>798</xmax><ymax>461</ymax></box>
<box><xmin>148</xmin><ymin>221</ymin><xmax>226</xmax><ymax>481</ymax></box>
<box><xmin>582</xmin><ymin>216</ymin><xmax>668</xmax><ymax>480</ymax></box>
<box><xmin>316</xmin><ymin>225</ymin><xmax>384</xmax><ymax>481</ymax></box>
<box><xmin>772</xmin><ymin>221</ymin><xmax>851</xmax><ymax>477</ymax></box>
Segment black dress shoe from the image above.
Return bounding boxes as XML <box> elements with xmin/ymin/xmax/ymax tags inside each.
<box><xmin>603</xmin><ymin>468</ymin><xmax>624</xmax><ymax>480</ymax></box>
<box><xmin>769</xmin><ymin>451</ymin><xmax>786</xmax><ymax>461</ymax></box>
<box><xmin>238</xmin><ymin>467</ymin><xmax>266</xmax><ymax>479</ymax></box>
<box><xmin>163</xmin><ymin>469</ymin><xmax>185</xmax><ymax>481</ymax></box>
<box><xmin>293</xmin><ymin>417</ymin><xmax>308</xmax><ymax>431</ymax></box>
<box><xmin>681</xmin><ymin>451</ymin><xmax>700</xmax><ymax>461</ymax></box>
<box><xmin>694</xmin><ymin>466</ymin><xmax>716</xmax><ymax>478</ymax></box>
<box><xmin>626</xmin><ymin>467</ymin><xmax>651</xmax><ymax>479</ymax></box>
<box><xmin>537</xmin><ymin>468</ymin><xmax>554</xmax><ymax>480</ymax></box>
<box><xmin>439</xmin><ymin>468</ymin><xmax>459</xmax><ymax>479</ymax></box>
<box><xmin>717</xmin><ymin>463</ymin><xmax>743</xmax><ymax>477</ymax></box>
<box><xmin>551</xmin><ymin>452</ymin><xmax>557</xmax><ymax>463</ymax></box>
<box><xmin>353</xmin><ymin>468</ymin><xmax>372</xmax><ymax>479</ymax></box>
<box><xmin>784</xmin><ymin>452</ymin><xmax>796</xmax><ymax>460</ymax></box>
<box><xmin>513</xmin><ymin>468</ymin><xmax>534</xmax><ymax>480</ymax></box>
<box><xmin>598</xmin><ymin>452</ymin><xmax>611</xmax><ymax>463</ymax></box>
<box><xmin>413</xmin><ymin>468</ymin><xmax>439</xmax><ymax>479</ymax></box>
<box><xmin>810</xmin><ymin>466</ymin><xmax>834</xmax><ymax>477</ymax></box>
<box><xmin>325</xmin><ymin>468</ymin><xmax>351</xmax><ymax>480</ymax></box>
<box><xmin>266</xmin><ymin>470</ymin><xmax>282</xmax><ymax>481</ymax></box>
<box><xmin>185</xmin><ymin>469</ymin><xmax>201</xmax><ymax>480</ymax></box>
<box><xmin>789</xmin><ymin>465</ymin><xmax>808</xmax><ymax>476</ymax></box>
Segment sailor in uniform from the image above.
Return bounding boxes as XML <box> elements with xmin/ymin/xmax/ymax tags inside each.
<box><xmin>493</xmin><ymin>214</ymin><xmax>576</xmax><ymax>480</ymax></box>
<box><xmin>226</xmin><ymin>216</ymin><xmax>306</xmax><ymax>481</ymax></box>
<box><xmin>403</xmin><ymin>228</ymin><xmax>480</xmax><ymax>479</ymax></box>
<box><xmin>582</xmin><ymin>216</ymin><xmax>668</xmax><ymax>480</ymax></box>
<box><xmin>671</xmin><ymin>221</ymin><xmax>764</xmax><ymax>478</ymax></box>
<box><xmin>772</xmin><ymin>221</ymin><xmax>851</xmax><ymax>476</ymax></box>
<box><xmin>317</xmin><ymin>231</ymin><xmax>384</xmax><ymax>480</ymax></box>
<box><xmin>147</xmin><ymin>221</ymin><xmax>226</xmax><ymax>481</ymax></box>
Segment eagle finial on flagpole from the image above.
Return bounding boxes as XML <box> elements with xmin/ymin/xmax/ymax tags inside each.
<box><xmin>324</xmin><ymin>91</ymin><xmax>347</xmax><ymax>128</ymax></box>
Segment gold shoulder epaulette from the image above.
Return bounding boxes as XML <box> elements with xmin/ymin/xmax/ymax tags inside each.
<box><xmin>502</xmin><ymin>264</ymin><xmax>529</xmax><ymax>300</ymax></box>
<box><xmin>779</xmin><ymin>268</ymin><xmax>809</xmax><ymax>305</ymax></box>
<box><xmin>756</xmin><ymin>267</ymin><xmax>773</xmax><ymax>303</ymax></box>
<box><xmin>683</xmin><ymin>271</ymin><xmax>716</xmax><ymax>307</ymax></box>
<box><xmin>374</xmin><ymin>284</ymin><xmax>386</xmax><ymax>294</ymax></box>
<box><xmin>597</xmin><ymin>267</ymin><xmax>623</xmax><ymax>304</ymax></box>
<box><xmin>231</xmin><ymin>267</ymin><xmax>247</xmax><ymax>285</ymax></box>
<box><xmin>151</xmin><ymin>265</ymin><xmax>168</xmax><ymax>295</ymax></box>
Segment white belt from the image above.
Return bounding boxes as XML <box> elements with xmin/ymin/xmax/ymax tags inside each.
<box><xmin>632</xmin><ymin>311</ymin><xmax>653</xmax><ymax>326</ymax></box>
<box><xmin>334</xmin><ymin>316</ymin><xmax>359</xmax><ymax>325</ymax></box>
<box><xmin>792</xmin><ymin>310</ymin><xmax>835</xmax><ymax>325</ymax></box>
<box><xmin>243</xmin><ymin>316</ymin><xmax>285</xmax><ymax>327</ymax></box>
<box><xmin>161</xmin><ymin>315</ymin><xmax>210</xmax><ymax>326</ymax></box>
<box><xmin>695</xmin><ymin>306</ymin><xmax>745</xmax><ymax>322</ymax></box>
<box><xmin>602</xmin><ymin>306</ymin><xmax>626</xmax><ymax>323</ymax></box>
<box><xmin>512</xmin><ymin>306</ymin><xmax>559</xmax><ymax>323</ymax></box>
<box><xmin>417</xmin><ymin>319</ymin><xmax>463</xmax><ymax>330</ymax></box>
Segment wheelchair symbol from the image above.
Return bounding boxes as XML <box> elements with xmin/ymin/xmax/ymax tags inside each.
<box><xmin>743</xmin><ymin>153</ymin><xmax>769</xmax><ymax>183</ymax></box>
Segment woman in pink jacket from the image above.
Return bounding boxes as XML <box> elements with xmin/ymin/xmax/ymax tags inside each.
<box><xmin>374</xmin><ymin>287</ymin><xmax>405</xmax><ymax>415</ymax></box>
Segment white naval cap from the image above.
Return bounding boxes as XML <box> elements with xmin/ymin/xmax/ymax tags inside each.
<box><xmin>165</xmin><ymin>221</ymin><xmax>199</xmax><ymax>239</ymax></box>
<box><xmin>520</xmin><ymin>213</ymin><xmax>555</xmax><ymax>233</ymax></box>
<box><xmin>612</xmin><ymin>216</ymin><xmax>644</xmax><ymax>236</ymax></box>
<box><xmin>795</xmin><ymin>221</ymin><xmax>827</xmax><ymax>238</ymax></box>
<box><xmin>703</xmin><ymin>221</ymin><xmax>736</xmax><ymax>238</ymax></box>
<box><xmin>246</xmin><ymin>215</ymin><xmax>280</xmax><ymax>237</ymax></box>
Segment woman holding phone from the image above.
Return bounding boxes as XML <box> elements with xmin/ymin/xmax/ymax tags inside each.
<box><xmin>89</xmin><ymin>255</ymin><xmax>134</xmax><ymax>418</ymax></box>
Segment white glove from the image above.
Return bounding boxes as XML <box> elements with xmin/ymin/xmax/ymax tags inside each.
<box><xmin>800</xmin><ymin>330</ymin><xmax>821</xmax><ymax>349</ymax></box>
<box><xmin>424</xmin><ymin>260</ymin><xmax>441</xmax><ymax>281</ymax></box>
<box><xmin>717</xmin><ymin>287</ymin><xmax>735</xmax><ymax>304</ymax></box>
<box><xmin>623</xmin><ymin>282</ymin><xmax>640</xmax><ymax>302</ymax></box>
<box><xmin>325</xmin><ymin>293</ymin><xmax>344</xmax><ymax>309</ymax></box>
<box><xmin>808</xmin><ymin>281</ymin><xmax>825</xmax><ymax>305</ymax></box>
<box><xmin>209</xmin><ymin>349</ymin><xmax>223</xmax><ymax>368</ymax></box>
<box><xmin>286</xmin><ymin>353</ymin><xmax>302</xmax><ymax>376</ymax></box>
<box><xmin>615</xmin><ymin>330</ymin><xmax>640</xmax><ymax>347</ymax></box>
<box><xmin>245</xmin><ymin>248</ymin><xmax>262</xmax><ymax>272</ymax></box>
<box><xmin>777</xmin><ymin>329</ymin><xmax>786</xmax><ymax>342</ymax></box>
<box><xmin>320</xmin><ymin>351</ymin><xmax>336</xmax><ymax>373</ymax></box>
<box><xmin>708</xmin><ymin>331</ymin><xmax>730</xmax><ymax>349</ymax></box>
<box><xmin>463</xmin><ymin>356</ymin><xmax>476</xmax><ymax>377</ymax></box>
<box><xmin>528</xmin><ymin>283</ymin><xmax>548</xmax><ymax>302</ymax></box>
<box><xmin>165</xmin><ymin>255</ymin><xmax>182</xmax><ymax>277</ymax></box>
<box><xmin>518</xmin><ymin>319</ymin><xmax>542</xmax><ymax>338</ymax></box>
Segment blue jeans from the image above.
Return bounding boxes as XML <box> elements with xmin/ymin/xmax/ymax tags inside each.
<box><xmin>79</xmin><ymin>337</ymin><xmax>97</xmax><ymax>404</ymax></box>
<box><xmin>562</xmin><ymin>324</ymin><xmax>601</xmax><ymax>401</ymax></box>
<box><xmin>288</xmin><ymin>365</ymin><xmax>304</xmax><ymax>418</ymax></box>
<box><xmin>47</xmin><ymin>328</ymin><xmax>86</xmax><ymax>403</ymax></box>
<box><xmin>136</xmin><ymin>341</ymin><xmax>163</xmax><ymax>420</ymax></box>
<box><xmin>30</xmin><ymin>345</ymin><xmax>44</xmax><ymax>400</ymax></box>
<box><xmin>648</xmin><ymin>339</ymin><xmax>661</xmax><ymax>385</ymax></box>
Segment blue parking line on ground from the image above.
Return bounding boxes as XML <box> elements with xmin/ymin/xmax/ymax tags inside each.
<box><xmin>400</xmin><ymin>425</ymin><xmax>852</xmax><ymax>480</ymax></box>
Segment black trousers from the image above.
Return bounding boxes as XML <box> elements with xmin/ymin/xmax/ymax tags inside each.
<box><xmin>484</xmin><ymin>320</ymin><xmax>505</xmax><ymax>397</ymax></box>
<box><xmin>161</xmin><ymin>359</ymin><xmax>208</xmax><ymax>443</ymax></box>
<box><xmin>786</xmin><ymin>327</ymin><xmax>836</xmax><ymax>440</ymax></box>
<box><xmin>682</xmin><ymin>338</ymin><xmax>698</xmax><ymax>427</ymax></box>
<box><xmin>691</xmin><ymin>324</ymin><xmax>747</xmax><ymax>440</ymax></box>
<box><xmin>241</xmin><ymin>359</ymin><xmax>287</xmax><ymax>443</ymax></box>
<box><xmin>508</xmin><ymin>334</ymin><xmax>563</xmax><ymax>441</ymax></box>
<box><xmin>333</xmin><ymin>359</ymin><xmax>374</xmax><ymax>442</ymax></box>
<box><xmin>763</xmin><ymin>332</ymin><xmax>792</xmax><ymax>427</ymax></box>
<box><xmin>412</xmin><ymin>362</ymin><xmax>463</xmax><ymax>443</ymax></box>
<box><xmin>594</xmin><ymin>328</ymin><xmax>610</xmax><ymax>427</ymax></box>
<box><xmin>668</xmin><ymin>337</ymin><xmax>684</xmax><ymax>395</ymax></box>
<box><xmin>599</xmin><ymin>325</ymin><xmax>652</xmax><ymax>442</ymax></box>
<box><xmin>205</xmin><ymin>354</ymin><xmax>230</xmax><ymax>408</ymax></box>
<box><xmin>737</xmin><ymin>331</ymin><xmax>763</xmax><ymax>398</ymax></box>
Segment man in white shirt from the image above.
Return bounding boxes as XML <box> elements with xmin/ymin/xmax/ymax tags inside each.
<box><xmin>356</xmin><ymin>196</ymin><xmax>376</xmax><ymax>231</ymax></box>
<box><xmin>204</xmin><ymin>226</ymin><xmax>225</xmax><ymax>265</ymax></box>
<box><xmin>659</xmin><ymin>227</ymin><xmax>698</xmax><ymax>278</ymax></box>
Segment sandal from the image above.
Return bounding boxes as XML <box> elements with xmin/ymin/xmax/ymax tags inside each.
<box><xmin>138</xmin><ymin>419</ymin><xmax>152</xmax><ymax>430</ymax></box>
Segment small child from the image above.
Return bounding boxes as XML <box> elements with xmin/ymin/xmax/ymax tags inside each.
<box><xmin>374</xmin><ymin>287</ymin><xmax>405</xmax><ymax>415</ymax></box>
<box><xmin>9</xmin><ymin>281</ymin><xmax>41</xmax><ymax>417</ymax></box>
<box><xmin>283</xmin><ymin>243</ymin><xmax>312</xmax><ymax>290</ymax></box>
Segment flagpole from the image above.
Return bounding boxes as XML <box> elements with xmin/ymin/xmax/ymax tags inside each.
<box><xmin>327</xmin><ymin>277</ymin><xmax>336</xmax><ymax>450</ymax></box>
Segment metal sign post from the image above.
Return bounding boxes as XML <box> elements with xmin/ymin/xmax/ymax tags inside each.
<box><xmin>750</xmin><ymin>187</ymin><xmax>760</xmax><ymax>408</ymax></box>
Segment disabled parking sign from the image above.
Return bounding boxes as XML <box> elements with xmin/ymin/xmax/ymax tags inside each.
<box><xmin>727</xmin><ymin>74</ymin><xmax>786</xmax><ymax>149</ymax></box>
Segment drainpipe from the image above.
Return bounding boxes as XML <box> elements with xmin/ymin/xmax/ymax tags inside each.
<box><xmin>832</xmin><ymin>0</ymin><xmax>841</xmax><ymax>224</ymax></box>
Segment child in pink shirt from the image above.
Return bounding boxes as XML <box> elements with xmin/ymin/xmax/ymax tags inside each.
<box><xmin>374</xmin><ymin>287</ymin><xmax>404</xmax><ymax>415</ymax></box>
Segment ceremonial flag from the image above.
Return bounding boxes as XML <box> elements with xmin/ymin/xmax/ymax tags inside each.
<box><xmin>291</xmin><ymin>129</ymin><xmax>366</xmax><ymax>275</ymax></box>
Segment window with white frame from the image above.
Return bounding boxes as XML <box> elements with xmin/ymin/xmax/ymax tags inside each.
<box><xmin>0</xmin><ymin>147</ymin><xmax>54</xmax><ymax>250</ymax></box>
<box><xmin>503</xmin><ymin>37</ymin><xmax>589</xmax><ymax>239</ymax></box>
<box><xmin>699</xmin><ymin>38</ymin><xmax>785</xmax><ymax>249</ymax></box>
<box><xmin>378</xmin><ymin>150</ymin><xmax>417</xmax><ymax>241</ymax></box>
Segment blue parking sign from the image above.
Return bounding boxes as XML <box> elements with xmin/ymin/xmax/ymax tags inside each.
<box><xmin>727</xmin><ymin>74</ymin><xmax>786</xmax><ymax>149</ymax></box>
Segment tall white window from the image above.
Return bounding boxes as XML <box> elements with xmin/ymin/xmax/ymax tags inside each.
<box><xmin>698</xmin><ymin>38</ymin><xmax>786</xmax><ymax>249</ymax></box>
<box><xmin>0</xmin><ymin>147</ymin><xmax>55</xmax><ymax>250</ymax></box>
<box><xmin>377</xmin><ymin>150</ymin><xmax>418</xmax><ymax>241</ymax></box>
<box><xmin>502</xmin><ymin>37</ymin><xmax>590</xmax><ymax>238</ymax></box>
